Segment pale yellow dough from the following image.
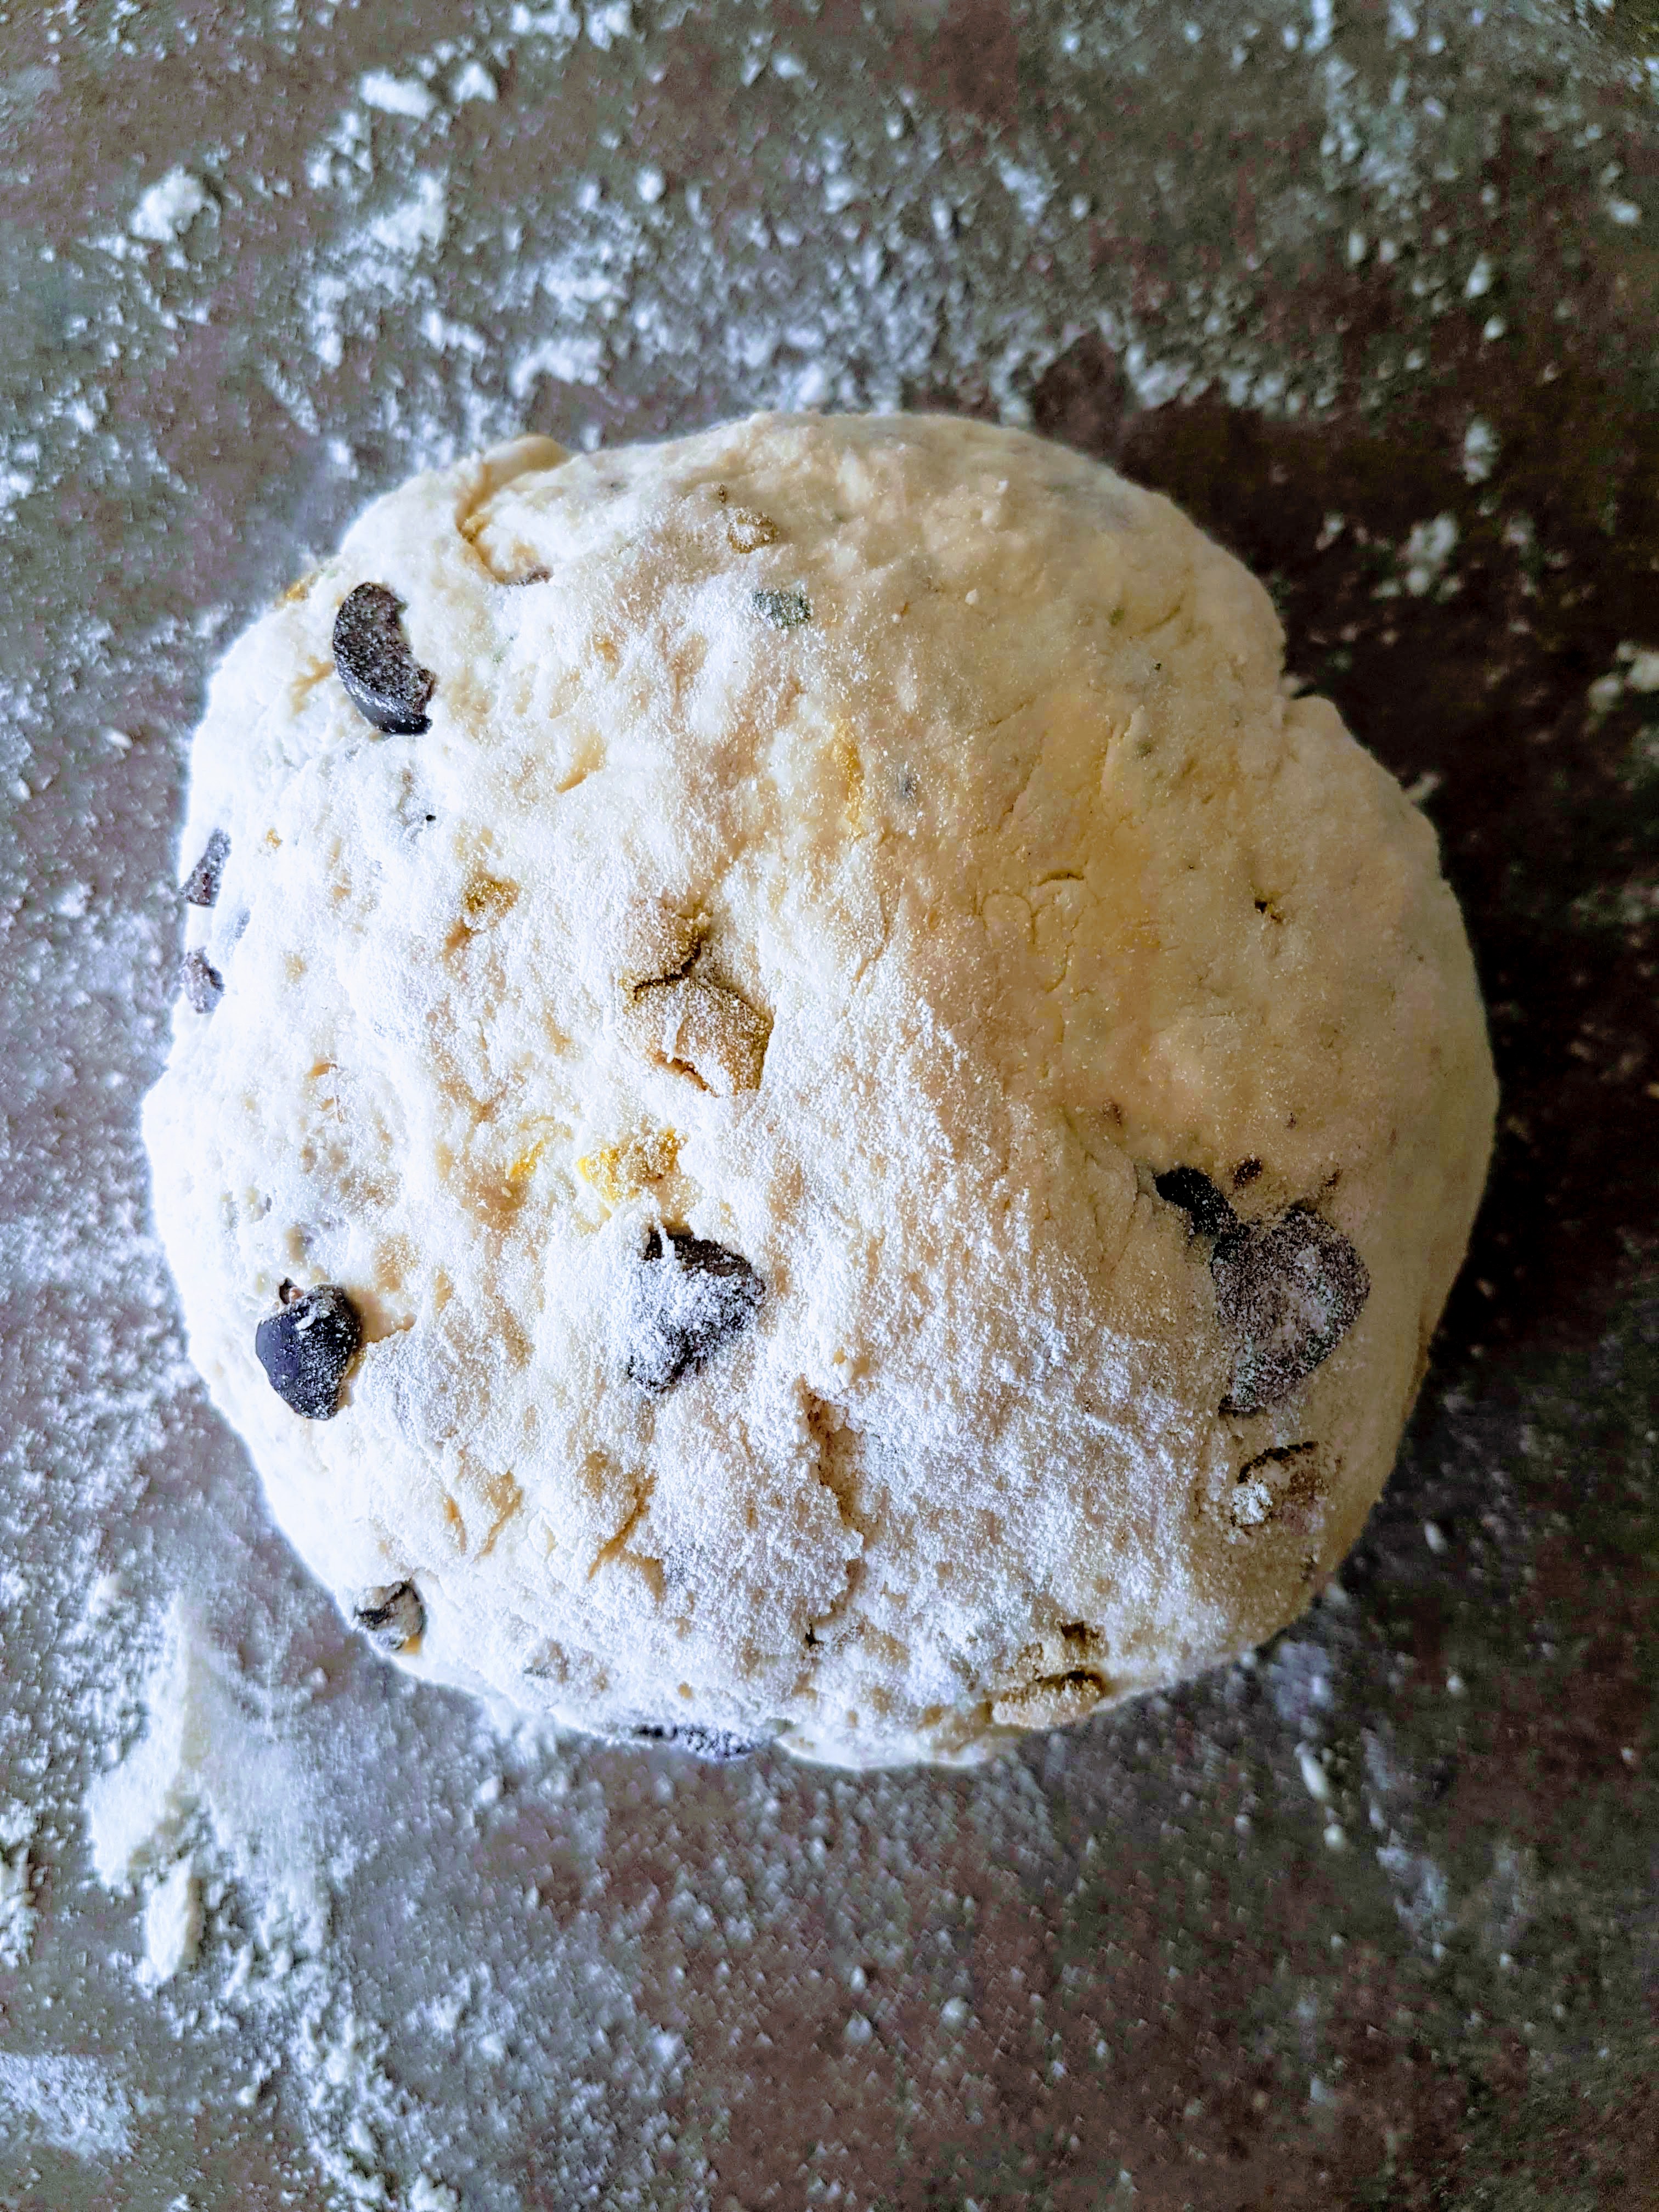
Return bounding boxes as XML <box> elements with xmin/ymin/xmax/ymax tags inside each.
<box><xmin>143</xmin><ymin>413</ymin><xmax>1496</xmax><ymax>1767</ymax></box>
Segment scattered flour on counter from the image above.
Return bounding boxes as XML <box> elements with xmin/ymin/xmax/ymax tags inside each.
<box><xmin>69</xmin><ymin>1584</ymin><xmax>692</xmax><ymax>2202</ymax></box>
<box><xmin>58</xmin><ymin>1547</ymin><xmax>1069</xmax><ymax>2207</ymax></box>
<box><xmin>507</xmin><ymin>329</ymin><xmax>607</xmax><ymax>393</ymax></box>
<box><xmin>358</xmin><ymin>70</ymin><xmax>438</xmax><ymax>123</ymax></box>
<box><xmin>449</xmin><ymin>59</ymin><xmax>497</xmax><ymax>104</ymax></box>
<box><xmin>0</xmin><ymin>2055</ymin><xmax>134</xmax><ymax>2159</ymax></box>
<box><xmin>129</xmin><ymin>168</ymin><xmax>210</xmax><ymax>245</ymax></box>
<box><xmin>0</xmin><ymin>1805</ymin><xmax>36</xmax><ymax>1967</ymax></box>
<box><xmin>585</xmin><ymin>1</ymin><xmax>635</xmax><ymax>52</ymax></box>
<box><xmin>140</xmin><ymin>1854</ymin><xmax>202</xmax><ymax>1985</ymax></box>
<box><xmin>1462</xmin><ymin>415</ymin><xmax>1500</xmax><ymax>484</ymax></box>
<box><xmin>303</xmin><ymin>170</ymin><xmax>450</xmax><ymax>381</ymax></box>
<box><xmin>365</xmin><ymin>173</ymin><xmax>448</xmax><ymax>260</ymax></box>
<box><xmin>6</xmin><ymin>0</ymin><xmax>1638</xmax><ymax>595</ymax></box>
<box><xmin>1370</xmin><ymin>512</ymin><xmax>1460</xmax><ymax>600</ymax></box>
<box><xmin>1589</xmin><ymin>640</ymin><xmax>1659</xmax><ymax>719</ymax></box>
<box><xmin>84</xmin><ymin>1595</ymin><xmax>332</xmax><ymax>1955</ymax></box>
<box><xmin>4</xmin><ymin>3</ymin><xmax>1652</xmax><ymax>2201</ymax></box>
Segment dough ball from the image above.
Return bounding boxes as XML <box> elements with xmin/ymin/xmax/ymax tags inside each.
<box><xmin>142</xmin><ymin>413</ymin><xmax>1496</xmax><ymax>1768</ymax></box>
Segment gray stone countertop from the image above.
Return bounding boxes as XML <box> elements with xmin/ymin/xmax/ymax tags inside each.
<box><xmin>2</xmin><ymin>2</ymin><xmax>1657</xmax><ymax>2205</ymax></box>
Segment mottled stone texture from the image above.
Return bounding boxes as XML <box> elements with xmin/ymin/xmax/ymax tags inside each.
<box><xmin>2</xmin><ymin>0</ymin><xmax>1656</xmax><ymax>2203</ymax></box>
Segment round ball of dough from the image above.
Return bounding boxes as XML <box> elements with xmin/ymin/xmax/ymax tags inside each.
<box><xmin>143</xmin><ymin>413</ymin><xmax>1496</xmax><ymax>1768</ymax></box>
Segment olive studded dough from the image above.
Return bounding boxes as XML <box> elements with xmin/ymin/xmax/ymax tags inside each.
<box><xmin>143</xmin><ymin>413</ymin><xmax>1497</xmax><ymax>1768</ymax></box>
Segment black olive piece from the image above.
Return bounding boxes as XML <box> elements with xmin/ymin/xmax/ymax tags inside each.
<box><xmin>1154</xmin><ymin>1165</ymin><xmax>1239</xmax><ymax>1243</ymax></box>
<box><xmin>624</xmin><ymin>1227</ymin><xmax>764</xmax><ymax>1395</ymax></box>
<box><xmin>181</xmin><ymin>949</ymin><xmax>224</xmax><ymax>1013</ymax></box>
<box><xmin>1212</xmin><ymin>1206</ymin><xmax>1370</xmax><ymax>1415</ymax></box>
<box><xmin>332</xmin><ymin>582</ymin><xmax>436</xmax><ymax>735</ymax></box>
<box><xmin>629</xmin><ymin>1721</ymin><xmax>766</xmax><ymax>1763</ymax></box>
<box><xmin>183</xmin><ymin>828</ymin><xmax>230</xmax><ymax>907</ymax></box>
<box><xmin>751</xmin><ymin>586</ymin><xmax>811</xmax><ymax>629</ymax></box>
<box><xmin>352</xmin><ymin>1581</ymin><xmax>425</xmax><ymax>1652</ymax></box>
<box><xmin>254</xmin><ymin>1282</ymin><xmax>363</xmax><ymax>1420</ymax></box>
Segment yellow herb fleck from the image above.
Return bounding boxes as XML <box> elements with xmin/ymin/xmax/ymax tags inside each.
<box><xmin>576</xmin><ymin>1127</ymin><xmax>681</xmax><ymax>1205</ymax></box>
<box><xmin>505</xmin><ymin>1137</ymin><xmax>548</xmax><ymax>1185</ymax></box>
<box><xmin>832</xmin><ymin>731</ymin><xmax>864</xmax><ymax>830</ymax></box>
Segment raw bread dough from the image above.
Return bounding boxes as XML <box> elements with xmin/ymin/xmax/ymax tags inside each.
<box><xmin>142</xmin><ymin>412</ymin><xmax>1496</xmax><ymax>1768</ymax></box>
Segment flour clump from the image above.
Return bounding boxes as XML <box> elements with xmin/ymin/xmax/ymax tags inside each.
<box><xmin>142</xmin><ymin>412</ymin><xmax>1496</xmax><ymax>1767</ymax></box>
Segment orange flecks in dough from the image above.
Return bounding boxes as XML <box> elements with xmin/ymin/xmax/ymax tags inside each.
<box><xmin>990</xmin><ymin>1673</ymin><xmax>1108</xmax><ymax>1729</ymax></box>
<box><xmin>576</xmin><ymin>1126</ymin><xmax>681</xmax><ymax>1205</ymax></box>
<box><xmin>461</xmin><ymin>876</ymin><xmax>520</xmax><ymax>931</ymax></box>
<box><xmin>832</xmin><ymin>728</ymin><xmax>865</xmax><ymax>831</ymax></box>
<box><xmin>726</xmin><ymin>506</ymin><xmax>780</xmax><ymax>554</ymax></box>
<box><xmin>504</xmin><ymin>1116</ymin><xmax>568</xmax><ymax>1186</ymax></box>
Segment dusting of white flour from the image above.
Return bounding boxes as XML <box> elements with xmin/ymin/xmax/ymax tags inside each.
<box><xmin>140</xmin><ymin>411</ymin><xmax>1493</xmax><ymax>1770</ymax></box>
<box><xmin>0</xmin><ymin>0</ymin><xmax>1651</xmax><ymax>2200</ymax></box>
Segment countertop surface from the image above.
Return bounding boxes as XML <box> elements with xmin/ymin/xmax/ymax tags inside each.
<box><xmin>2</xmin><ymin>3</ymin><xmax>1658</xmax><ymax>2205</ymax></box>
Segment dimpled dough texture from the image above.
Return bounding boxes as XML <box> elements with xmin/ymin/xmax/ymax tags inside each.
<box><xmin>143</xmin><ymin>413</ymin><xmax>1497</xmax><ymax>1769</ymax></box>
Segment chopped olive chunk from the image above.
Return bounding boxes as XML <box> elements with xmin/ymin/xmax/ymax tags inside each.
<box><xmin>624</xmin><ymin>1227</ymin><xmax>764</xmax><ymax>1393</ymax></box>
<box><xmin>629</xmin><ymin>1721</ymin><xmax>766</xmax><ymax>1762</ymax></box>
<box><xmin>181</xmin><ymin>950</ymin><xmax>224</xmax><ymax>1014</ymax></box>
<box><xmin>1212</xmin><ymin>1207</ymin><xmax>1370</xmax><ymax>1415</ymax></box>
<box><xmin>352</xmin><ymin>1581</ymin><xmax>425</xmax><ymax>1652</ymax></box>
<box><xmin>1154</xmin><ymin>1166</ymin><xmax>1238</xmax><ymax>1242</ymax></box>
<box><xmin>332</xmin><ymin>582</ymin><xmax>436</xmax><ymax>735</ymax></box>
<box><xmin>183</xmin><ymin>828</ymin><xmax>230</xmax><ymax>907</ymax></box>
<box><xmin>752</xmin><ymin>586</ymin><xmax>811</xmax><ymax>629</ymax></box>
<box><xmin>254</xmin><ymin>1282</ymin><xmax>363</xmax><ymax>1419</ymax></box>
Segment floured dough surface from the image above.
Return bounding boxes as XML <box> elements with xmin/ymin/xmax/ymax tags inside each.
<box><xmin>142</xmin><ymin>412</ymin><xmax>1496</xmax><ymax>1768</ymax></box>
